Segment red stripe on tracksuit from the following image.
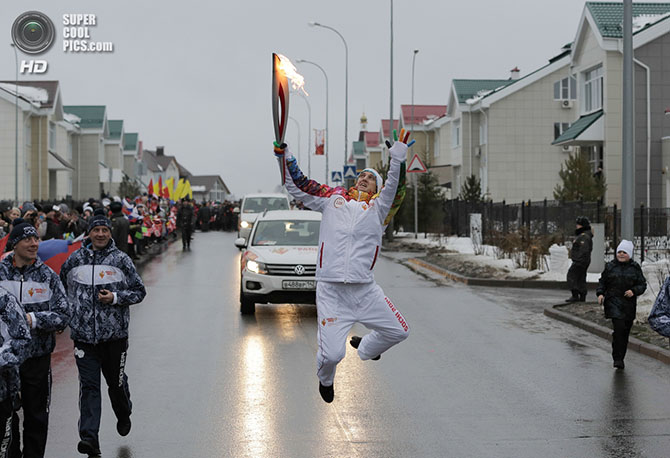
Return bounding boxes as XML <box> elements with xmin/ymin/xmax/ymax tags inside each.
<box><xmin>370</xmin><ymin>246</ymin><xmax>379</xmax><ymax>270</ymax></box>
<box><xmin>320</xmin><ymin>243</ymin><xmax>324</xmax><ymax>268</ymax></box>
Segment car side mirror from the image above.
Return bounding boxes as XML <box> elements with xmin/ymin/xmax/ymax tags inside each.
<box><xmin>234</xmin><ymin>237</ymin><xmax>247</xmax><ymax>248</ymax></box>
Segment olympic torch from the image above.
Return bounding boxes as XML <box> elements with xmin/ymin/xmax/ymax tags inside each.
<box><xmin>272</xmin><ymin>53</ymin><xmax>307</xmax><ymax>185</ymax></box>
<box><xmin>272</xmin><ymin>53</ymin><xmax>289</xmax><ymax>185</ymax></box>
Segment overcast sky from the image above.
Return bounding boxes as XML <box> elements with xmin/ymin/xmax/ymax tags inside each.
<box><xmin>3</xmin><ymin>0</ymin><xmax>597</xmax><ymax>198</ymax></box>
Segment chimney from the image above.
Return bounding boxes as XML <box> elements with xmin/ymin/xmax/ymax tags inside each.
<box><xmin>156</xmin><ymin>146</ymin><xmax>164</xmax><ymax>156</ymax></box>
<box><xmin>510</xmin><ymin>67</ymin><xmax>520</xmax><ymax>80</ymax></box>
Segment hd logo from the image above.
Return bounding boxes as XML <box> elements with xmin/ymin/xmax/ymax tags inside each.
<box><xmin>11</xmin><ymin>11</ymin><xmax>55</xmax><ymax>74</ymax></box>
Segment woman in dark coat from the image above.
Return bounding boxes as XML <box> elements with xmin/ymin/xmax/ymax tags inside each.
<box><xmin>596</xmin><ymin>240</ymin><xmax>647</xmax><ymax>369</ymax></box>
<box><xmin>566</xmin><ymin>216</ymin><xmax>593</xmax><ymax>302</ymax></box>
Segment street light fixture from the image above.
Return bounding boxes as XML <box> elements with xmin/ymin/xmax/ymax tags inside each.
<box><xmin>297</xmin><ymin>59</ymin><xmax>329</xmax><ymax>184</ymax></box>
<box><xmin>308</xmin><ymin>21</ymin><xmax>348</xmax><ymax>168</ymax></box>
<box><xmin>10</xmin><ymin>43</ymin><xmax>19</xmax><ymax>205</ymax></box>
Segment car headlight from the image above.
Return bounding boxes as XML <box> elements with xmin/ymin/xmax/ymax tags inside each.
<box><xmin>246</xmin><ymin>260</ymin><xmax>268</xmax><ymax>274</ymax></box>
<box><xmin>240</xmin><ymin>220</ymin><xmax>251</xmax><ymax>229</ymax></box>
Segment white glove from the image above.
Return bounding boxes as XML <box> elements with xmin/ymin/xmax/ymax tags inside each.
<box><xmin>389</xmin><ymin>141</ymin><xmax>408</xmax><ymax>162</ymax></box>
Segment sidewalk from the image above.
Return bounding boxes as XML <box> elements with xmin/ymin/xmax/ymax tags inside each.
<box><xmin>400</xmin><ymin>253</ymin><xmax>670</xmax><ymax>366</ymax></box>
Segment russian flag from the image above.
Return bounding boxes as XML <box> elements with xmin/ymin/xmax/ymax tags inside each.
<box><xmin>122</xmin><ymin>198</ymin><xmax>134</xmax><ymax>216</ymax></box>
<box><xmin>37</xmin><ymin>234</ymin><xmax>84</xmax><ymax>274</ymax></box>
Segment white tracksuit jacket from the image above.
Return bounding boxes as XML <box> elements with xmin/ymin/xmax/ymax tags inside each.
<box><xmin>281</xmin><ymin>145</ymin><xmax>410</xmax><ymax>387</ymax></box>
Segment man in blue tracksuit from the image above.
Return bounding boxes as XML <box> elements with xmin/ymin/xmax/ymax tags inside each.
<box><xmin>0</xmin><ymin>286</ymin><xmax>31</xmax><ymax>457</ymax></box>
<box><xmin>0</xmin><ymin>219</ymin><xmax>71</xmax><ymax>458</ymax></box>
<box><xmin>60</xmin><ymin>210</ymin><xmax>146</xmax><ymax>456</ymax></box>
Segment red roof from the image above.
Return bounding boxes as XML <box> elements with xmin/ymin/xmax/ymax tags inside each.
<box><xmin>364</xmin><ymin>131</ymin><xmax>380</xmax><ymax>148</ymax></box>
<box><xmin>381</xmin><ymin>119</ymin><xmax>400</xmax><ymax>138</ymax></box>
<box><xmin>400</xmin><ymin>105</ymin><xmax>447</xmax><ymax>126</ymax></box>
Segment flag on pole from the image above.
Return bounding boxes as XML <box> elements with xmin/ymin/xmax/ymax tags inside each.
<box><xmin>183</xmin><ymin>180</ymin><xmax>193</xmax><ymax>199</ymax></box>
<box><xmin>158</xmin><ymin>176</ymin><xmax>163</xmax><ymax>196</ymax></box>
<box><xmin>166</xmin><ymin>177</ymin><xmax>175</xmax><ymax>200</ymax></box>
<box><xmin>147</xmin><ymin>178</ymin><xmax>154</xmax><ymax>196</ymax></box>
<box><xmin>314</xmin><ymin>129</ymin><xmax>325</xmax><ymax>155</ymax></box>
<box><xmin>174</xmin><ymin>178</ymin><xmax>184</xmax><ymax>200</ymax></box>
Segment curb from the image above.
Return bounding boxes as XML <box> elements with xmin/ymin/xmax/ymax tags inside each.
<box><xmin>544</xmin><ymin>306</ymin><xmax>670</xmax><ymax>365</ymax></box>
<box><xmin>404</xmin><ymin>258</ymin><xmax>598</xmax><ymax>290</ymax></box>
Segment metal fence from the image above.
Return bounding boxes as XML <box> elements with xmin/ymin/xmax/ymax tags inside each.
<box><xmin>443</xmin><ymin>199</ymin><xmax>670</xmax><ymax>262</ymax></box>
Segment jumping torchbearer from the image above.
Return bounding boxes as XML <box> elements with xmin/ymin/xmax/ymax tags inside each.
<box><xmin>273</xmin><ymin>121</ymin><xmax>412</xmax><ymax>402</ymax></box>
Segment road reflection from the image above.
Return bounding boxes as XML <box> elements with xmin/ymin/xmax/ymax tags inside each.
<box><xmin>601</xmin><ymin>372</ymin><xmax>639</xmax><ymax>458</ymax></box>
<box><xmin>238</xmin><ymin>334</ymin><xmax>274</xmax><ymax>457</ymax></box>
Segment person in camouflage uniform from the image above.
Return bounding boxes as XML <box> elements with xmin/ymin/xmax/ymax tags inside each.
<box><xmin>60</xmin><ymin>210</ymin><xmax>146</xmax><ymax>456</ymax></box>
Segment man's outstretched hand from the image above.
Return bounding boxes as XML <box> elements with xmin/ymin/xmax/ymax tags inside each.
<box><xmin>386</xmin><ymin>128</ymin><xmax>414</xmax><ymax>162</ymax></box>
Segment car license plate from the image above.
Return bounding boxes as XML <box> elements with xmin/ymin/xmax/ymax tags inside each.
<box><xmin>282</xmin><ymin>280</ymin><xmax>315</xmax><ymax>290</ymax></box>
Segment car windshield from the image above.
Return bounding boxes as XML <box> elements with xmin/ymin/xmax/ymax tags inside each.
<box><xmin>252</xmin><ymin>220</ymin><xmax>320</xmax><ymax>246</ymax></box>
<box><xmin>243</xmin><ymin>197</ymin><xmax>289</xmax><ymax>213</ymax></box>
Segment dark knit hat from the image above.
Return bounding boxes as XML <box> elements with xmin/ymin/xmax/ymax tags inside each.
<box><xmin>8</xmin><ymin>218</ymin><xmax>39</xmax><ymax>248</ymax></box>
<box><xmin>109</xmin><ymin>201</ymin><xmax>123</xmax><ymax>213</ymax></box>
<box><xmin>87</xmin><ymin>208</ymin><xmax>112</xmax><ymax>233</ymax></box>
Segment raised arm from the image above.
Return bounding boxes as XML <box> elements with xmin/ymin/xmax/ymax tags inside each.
<box><xmin>375</xmin><ymin>129</ymin><xmax>410</xmax><ymax>225</ymax></box>
<box><xmin>274</xmin><ymin>143</ymin><xmax>346</xmax><ymax>212</ymax></box>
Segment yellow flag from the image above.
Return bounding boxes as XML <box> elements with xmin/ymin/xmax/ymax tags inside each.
<box><xmin>175</xmin><ymin>179</ymin><xmax>185</xmax><ymax>199</ymax></box>
<box><xmin>166</xmin><ymin>177</ymin><xmax>175</xmax><ymax>200</ymax></box>
<box><xmin>183</xmin><ymin>180</ymin><xmax>193</xmax><ymax>199</ymax></box>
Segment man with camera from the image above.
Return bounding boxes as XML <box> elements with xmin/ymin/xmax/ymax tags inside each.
<box><xmin>0</xmin><ymin>219</ymin><xmax>71</xmax><ymax>458</ymax></box>
<box><xmin>60</xmin><ymin>210</ymin><xmax>146</xmax><ymax>456</ymax></box>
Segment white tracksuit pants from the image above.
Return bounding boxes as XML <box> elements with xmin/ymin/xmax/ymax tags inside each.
<box><xmin>316</xmin><ymin>281</ymin><xmax>410</xmax><ymax>386</ymax></box>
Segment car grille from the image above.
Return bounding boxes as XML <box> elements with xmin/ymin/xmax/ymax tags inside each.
<box><xmin>265</xmin><ymin>263</ymin><xmax>317</xmax><ymax>276</ymax></box>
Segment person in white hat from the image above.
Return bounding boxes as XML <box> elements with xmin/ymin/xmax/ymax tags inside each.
<box><xmin>273</xmin><ymin>128</ymin><xmax>413</xmax><ymax>403</ymax></box>
<box><xmin>596</xmin><ymin>239</ymin><xmax>647</xmax><ymax>369</ymax></box>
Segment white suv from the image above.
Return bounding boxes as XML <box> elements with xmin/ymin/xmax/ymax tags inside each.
<box><xmin>235</xmin><ymin>210</ymin><xmax>321</xmax><ymax>315</ymax></box>
<box><xmin>237</xmin><ymin>193</ymin><xmax>290</xmax><ymax>241</ymax></box>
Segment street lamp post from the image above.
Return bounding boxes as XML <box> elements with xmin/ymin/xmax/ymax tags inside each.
<box><xmin>288</xmin><ymin>116</ymin><xmax>301</xmax><ymax>165</ymax></box>
<box><xmin>10</xmin><ymin>43</ymin><xmax>18</xmax><ymax>205</ymax></box>
<box><xmin>298</xmin><ymin>93</ymin><xmax>312</xmax><ymax>178</ymax></box>
<box><xmin>308</xmin><ymin>22</ymin><xmax>348</xmax><ymax>168</ymax></box>
<box><xmin>412</xmin><ymin>49</ymin><xmax>419</xmax><ymax>239</ymax></box>
<box><xmin>297</xmin><ymin>59</ymin><xmax>329</xmax><ymax>184</ymax></box>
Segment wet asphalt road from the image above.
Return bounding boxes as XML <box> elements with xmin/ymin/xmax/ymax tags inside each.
<box><xmin>45</xmin><ymin>232</ymin><xmax>670</xmax><ymax>457</ymax></box>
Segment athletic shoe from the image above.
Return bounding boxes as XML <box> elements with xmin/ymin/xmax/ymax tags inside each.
<box><xmin>319</xmin><ymin>382</ymin><xmax>334</xmax><ymax>403</ymax></box>
<box><xmin>77</xmin><ymin>440</ymin><xmax>101</xmax><ymax>456</ymax></box>
<box><xmin>613</xmin><ymin>360</ymin><xmax>625</xmax><ymax>369</ymax></box>
<box><xmin>349</xmin><ymin>335</ymin><xmax>380</xmax><ymax>360</ymax></box>
<box><xmin>117</xmin><ymin>417</ymin><xmax>131</xmax><ymax>436</ymax></box>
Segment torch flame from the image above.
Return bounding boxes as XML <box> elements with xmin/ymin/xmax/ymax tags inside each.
<box><xmin>277</xmin><ymin>54</ymin><xmax>308</xmax><ymax>96</ymax></box>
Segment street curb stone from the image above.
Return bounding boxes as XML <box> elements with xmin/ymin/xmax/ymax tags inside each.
<box><xmin>404</xmin><ymin>257</ymin><xmax>598</xmax><ymax>290</ymax></box>
<box><xmin>544</xmin><ymin>306</ymin><xmax>670</xmax><ymax>366</ymax></box>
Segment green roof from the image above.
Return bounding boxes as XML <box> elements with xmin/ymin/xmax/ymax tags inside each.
<box><xmin>587</xmin><ymin>2</ymin><xmax>670</xmax><ymax>38</ymax></box>
<box><xmin>552</xmin><ymin>110</ymin><xmax>603</xmax><ymax>145</ymax></box>
<box><xmin>452</xmin><ymin>79</ymin><xmax>514</xmax><ymax>104</ymax></box>
<box><xmin>107</xmin><ymin>120</ymin><xmax>123</xmax><ymax>140</ymax></box>
<box><xmin>63</xmin><ymin>105</ymin><xmax>106</xmax><ymax>129</ymax></box>
<box><xmin>123</xmin><ymin>133</ymin><xmax>138</xmax><ymax>151</ymax></box>
<box><xmin>352</xmin><ymin>140</ymin><xmax>366</xmax><ymax>157</ymax></box>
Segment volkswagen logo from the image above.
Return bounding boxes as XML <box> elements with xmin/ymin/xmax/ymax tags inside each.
<box><xmin>294</xmin><ymin>265</ymin><xmax>305</xmax><ymax>276</ymax></box>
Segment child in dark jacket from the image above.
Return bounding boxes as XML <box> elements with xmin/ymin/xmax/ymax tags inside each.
<box><xmin>596</xmin><ymin>240</ymin><xmax>647</xmax><ymax>369</ymax></box>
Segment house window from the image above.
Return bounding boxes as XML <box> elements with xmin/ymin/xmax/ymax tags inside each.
<box><xmin>452</xmin><ymin>120</ymin><xmax>461</xmax><ymax>148</ymax></box>
<box><xmin>49</xmin><ymin>121</ymin><xmax>56</xmax><ymax>151</ymax></box>
<box><xmin>584</xmin><ymin>66</ymin><xmax>603</xmax><ymax>112</ymax></box>
<box><xmin>554</xmin><ymin>122</ymin><xmax>570</xmax><ymax>140</ymax></box>
<box><xmin>553</xmin><ymin>76</ymin><xmax>577</xmax><ymax>100</ymax></box>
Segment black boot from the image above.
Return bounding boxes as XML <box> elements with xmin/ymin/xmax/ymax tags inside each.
<box><xmin>319</xmin><ymin>382</ymin><xmax>334</xmax><ymax>403</ymax></box>
<box><xmin>565</xmin><ymin>291</ymin><xmax>580</xmax><ymax>303</ymax></box>
<box><xmin>578</xmin><ymin>293</ymin><xmax>587</xmax><ymax>302</ymax></box>
<box><xmin>349</xmin><ymin>336</ymin><xmax>380</xmax><ymax>360</ymax></box>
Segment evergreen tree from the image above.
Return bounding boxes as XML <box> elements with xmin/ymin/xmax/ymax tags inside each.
<box><xmin>118</xmin><ymin>175</ymin><xmax>142</xmax><ymax>199</ymax></box>
<box><xmin>553</xmin><ymin>152</ymin><xmax>606</xmax><ymax>201</ymax></box>
<box><xmin>458</xmin><ymin>175</ymin><xmax>483</xmax><ymax>203</ymax></box>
